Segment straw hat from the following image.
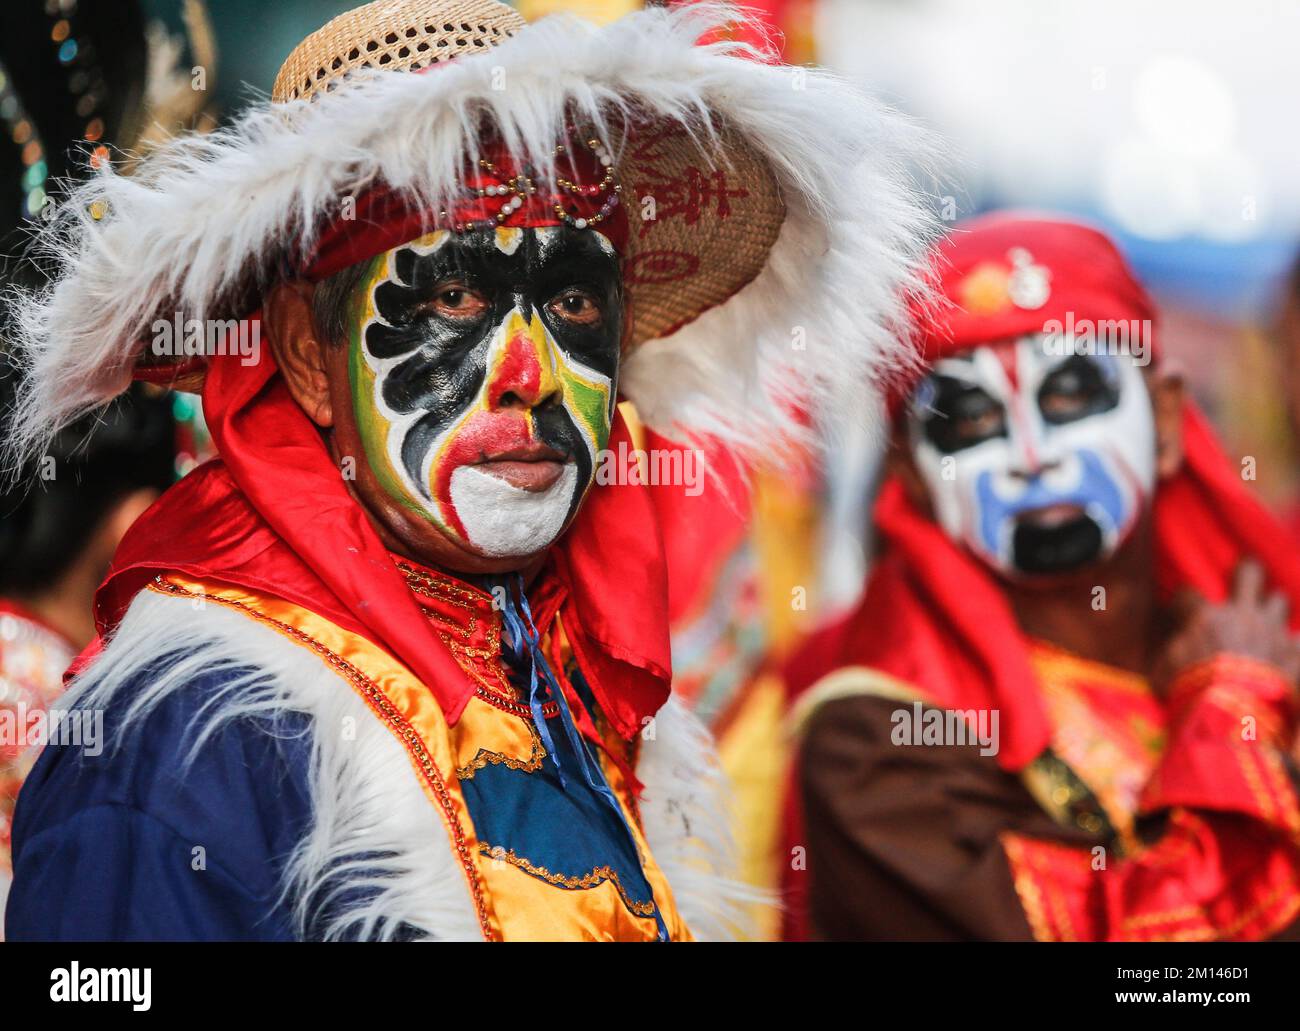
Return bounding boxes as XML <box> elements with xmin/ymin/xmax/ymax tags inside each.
<box><xmin>6</xmin><ymin>0</ymin><xmax>936</xmax><ymax>470</ymax></box>
<box><xmin>270</xmin><ymin>0</ymin><xmax>783</xmax><ymax>351</ymax></box>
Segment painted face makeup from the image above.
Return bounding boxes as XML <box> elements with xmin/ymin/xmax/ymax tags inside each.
<box><xmin>345</xmin><ymin>225</ymin><xmax>622</xmax><ymax>559</ymax></box>
<box><xmin>907</xmin><ymin>334</ymin><xmax>1156</xmax><ymax>578</ymax></box>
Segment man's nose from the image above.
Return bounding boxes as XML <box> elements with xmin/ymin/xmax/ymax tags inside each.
<box><xmin>1006</xmin><ymin>444</ymin><xmax>1061</xmax><ymax>480</ymax></box>
<box><xmin>1004</xmin><ymin>422</ymin><xmax>1057</xmax><ymax>480</ymax></box>
<box><xmin>486</xmin><ymin>310</ymin><xmax>561</xmax><ymax>411</ymax></box>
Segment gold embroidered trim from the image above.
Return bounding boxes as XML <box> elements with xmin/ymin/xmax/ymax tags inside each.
<box><xmin>456</xmin><ymin>719</ymin><xmax>547</xmax><ymax>781</ymax></box>
<box><xmin>1028</xmin><ymin>640</ymin><xmax>1152</xmax><ymax>696</ymax></box>
<box><xmin>1001</xmin><ymin>833</ymin><xmax>1082</xmax><ymax>942</ymax></box>
<box><xmin>396</xmin><ymin>558</ymin><xmax>495</xmax><ymax>612</ymax></box>
<box><xmin>397</xmin><ymin>559</ymin><xmax>560</xmax><ymax>719</ymax></box>
<box><xmin>1120</xmin><ymin>874</ymin><xmax>1300</xmax><ymax>941</ymax></box>
<box><xmin>1000</xmin><ymin>833</ymin><xmax>1056</xmax><ymax>942</ymax></box>
<box><xmin>1166</xmin><ymin>653</ymin><xmax>1292</xmax><ymax>707</ymax></box>
<box><xmin>478</xmin><ymin>844</ymin><xmax>657</xmax><ymax>919</ymax></box>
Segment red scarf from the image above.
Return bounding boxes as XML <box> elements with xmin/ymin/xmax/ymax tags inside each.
<box><xmin>93</xmin><ymin>336</ymin><xmax>671</xmax><ymax>741</ymax></box>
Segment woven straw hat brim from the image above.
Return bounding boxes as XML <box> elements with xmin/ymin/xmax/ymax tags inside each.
<box><xmin>273</xmin><ymin>0</ymin><xmax>527</xmax><ymax>103</ymax></box>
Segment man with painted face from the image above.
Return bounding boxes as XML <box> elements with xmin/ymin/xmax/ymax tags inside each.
<box><xmin>786</xmin><ymin>213</ymin><xmax>1300</xmax><ymax>942</ymax></box>
<box><xmin>284</xmin><ymin>219</ymin><xmax>623</xmax><ymax>571</ymax></box>
<box><xmin>1</xmin><ymin>1</ymin><xmax>933</xmax><ymax>941</ymax></box>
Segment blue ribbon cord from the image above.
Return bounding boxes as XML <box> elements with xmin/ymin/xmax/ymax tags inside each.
<box><xmin>494</xmin><ymin>573</ymin><xmax>669</xmax><ymax>941</ymax></box>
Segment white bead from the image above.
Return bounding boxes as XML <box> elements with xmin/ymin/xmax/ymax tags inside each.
<box><xmin>574</xmin><ymin>218</ymin><xmax>588</xmax><ymax>229</ymax></box>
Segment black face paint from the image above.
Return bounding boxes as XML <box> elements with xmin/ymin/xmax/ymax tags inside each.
<box><xmin>1037</xmin><ymin>354</ymin><xmax>1121</xmax><ymax>426</ymax></box>
<box><xmin>920</xmin><ymin>373</ymin><xmax>1008</xmax><ymax>454</ymax></box>
<box><xmin>346</xmin><ymin>225</ymin><xmax>623</xmax><ymax>555</ymax></box>
<box><xmin>1011</xmin><ymin>513</ymin><xmax>1105</xmax><ymax>574</ymax></box>
<box><xmin>908</xmin><ymin>338</ymin><xmax>1156</xmax><ymax>581</ymax></box>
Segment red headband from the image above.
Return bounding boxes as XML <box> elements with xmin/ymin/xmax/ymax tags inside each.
<box><xmin>302</xmin><ymin>135</ymin><xmax>629</xmax><ymax>282</ymax></box>
<box><xmin>890</xmin><ymin>212</ymin><xmax>1158</xmax><ymax>418</ymax></box>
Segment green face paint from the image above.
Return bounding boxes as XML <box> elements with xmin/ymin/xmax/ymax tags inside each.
<box><xmin>339</xmin><ymin>225</ymin><xmax>622</xmax><ymax>559</ymax></box>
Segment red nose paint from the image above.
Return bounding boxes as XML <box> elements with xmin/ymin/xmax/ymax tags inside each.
<box><xmin>488</xmin><ymin>328</ymin><xmax>550</xmax><ymax>409</ymax></box>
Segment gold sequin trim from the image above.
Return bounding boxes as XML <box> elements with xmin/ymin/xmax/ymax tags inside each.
<box><xmin>478</xmin><ymin>844</ymin><xmax>657</xmax><ymax>919</ymax></box>
<box><xmin>456</xmin><ymin>719</ymin><xmax>546</xmax><ymax>781</ymax></box>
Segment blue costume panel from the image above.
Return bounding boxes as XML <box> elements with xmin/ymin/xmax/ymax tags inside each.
<box><xmin>7</xmin><ymin>667</ymin><xmax>313</xmax><ymax>941</ymax></box>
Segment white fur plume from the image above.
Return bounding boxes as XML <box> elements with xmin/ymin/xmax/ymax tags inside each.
<box><xmin>2</xmin><ymin>2</ymin><xmax>936</xmax><ymax>473</ymax></box>
<box><xmin>59</xmin><ymin>588</ymin><xmax>485</xmax><ymax>941</ymax></box>
<box><xmin>639</xmin><ymin>696</ymin><xmax>774</xmax><ymax>940</ymax></box>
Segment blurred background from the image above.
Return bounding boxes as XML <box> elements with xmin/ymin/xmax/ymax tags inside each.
<box><xmin>817</xmin><ymin>0</ymin><xmax>1300</xmax><ymax>510</ymax></box>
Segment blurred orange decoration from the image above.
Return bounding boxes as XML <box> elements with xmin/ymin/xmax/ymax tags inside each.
<box><xmin>690</xmin><ymin>0</ymin><xmax>818</xmax><ymax>63</ymax></box>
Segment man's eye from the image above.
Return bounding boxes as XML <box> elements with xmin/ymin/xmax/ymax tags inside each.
<box><xmin>1040</xmin><ymin>382</ymin><xmax>1088</xmax><ymax>419</ymax></box>
<box><xmin>425</xmin><ymin>284</ymin><xmax>488</xmax><ymax>320</ymax></box>
<box><xmin>919</xmin><ymin>381</ymin><xmax>1006</xmax><ymax>454</ymax></box>
<box><xmin>955</xmin><ymin>402</ymin><xmax>1003</xmax><ymax>438</ymax></box>
<box><xmin>1038</xmin><ymin>358</ymin><xmax>1117</xmax><ymax>424</ymax></box>
<box><xmin>547</xmin><ymin>290</ymin><xmax>602</xmax><ymax>325</ymax></box>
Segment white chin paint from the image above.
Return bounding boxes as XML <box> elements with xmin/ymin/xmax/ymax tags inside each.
<box><xmin>448</xmin><ymin>463</ymin><xmax>579</xmax><ymax>558</ymax></box>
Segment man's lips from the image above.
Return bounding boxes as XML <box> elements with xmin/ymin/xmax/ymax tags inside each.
<box><xmin>1015</xmin><ymin>502</ymin><xmax>1085</xmax><ymax>529</ymax></box>
<box><xmin>481</xmin><ymin>443</ymin><xmax>569</xmax><ymax>463</ymax></box>
<box><xmin>472</xmin><ymin>443</ymin><xmax>571</xmax><ymax>492</ymax></box>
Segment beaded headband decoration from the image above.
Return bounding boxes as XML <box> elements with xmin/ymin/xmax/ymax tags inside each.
<box><xmin>462</xmin><ymin>137</ymin><xmax>620</xmax><ymax>234</ymax></box>
<box><xmin>300</xmin><ymin>131</ymin><xmax>630</xmax><ymax>284</ymax></box>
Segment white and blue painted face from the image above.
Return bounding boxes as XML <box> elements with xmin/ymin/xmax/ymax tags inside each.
<box><xmin>906</xmin><ymin>334</ymin><xmax>1156</xmax><ymax>579</ymax></box>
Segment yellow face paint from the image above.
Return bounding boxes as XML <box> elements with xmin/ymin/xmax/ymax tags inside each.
<box><xmin>343</xmin><ymin>226</ymin><xmax>620</xmax><ymax>559</ymax></box>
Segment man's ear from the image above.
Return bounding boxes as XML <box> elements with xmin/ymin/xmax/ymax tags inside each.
<box><xmin>1148</xmin><ymin>362</ymin><xmax>1186</xmax><ymax>479</ymax></box>
<box><xmin>264</xmin><ymin>280</ymin><xmax>333</xmax><ymax>428</ymax></box>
